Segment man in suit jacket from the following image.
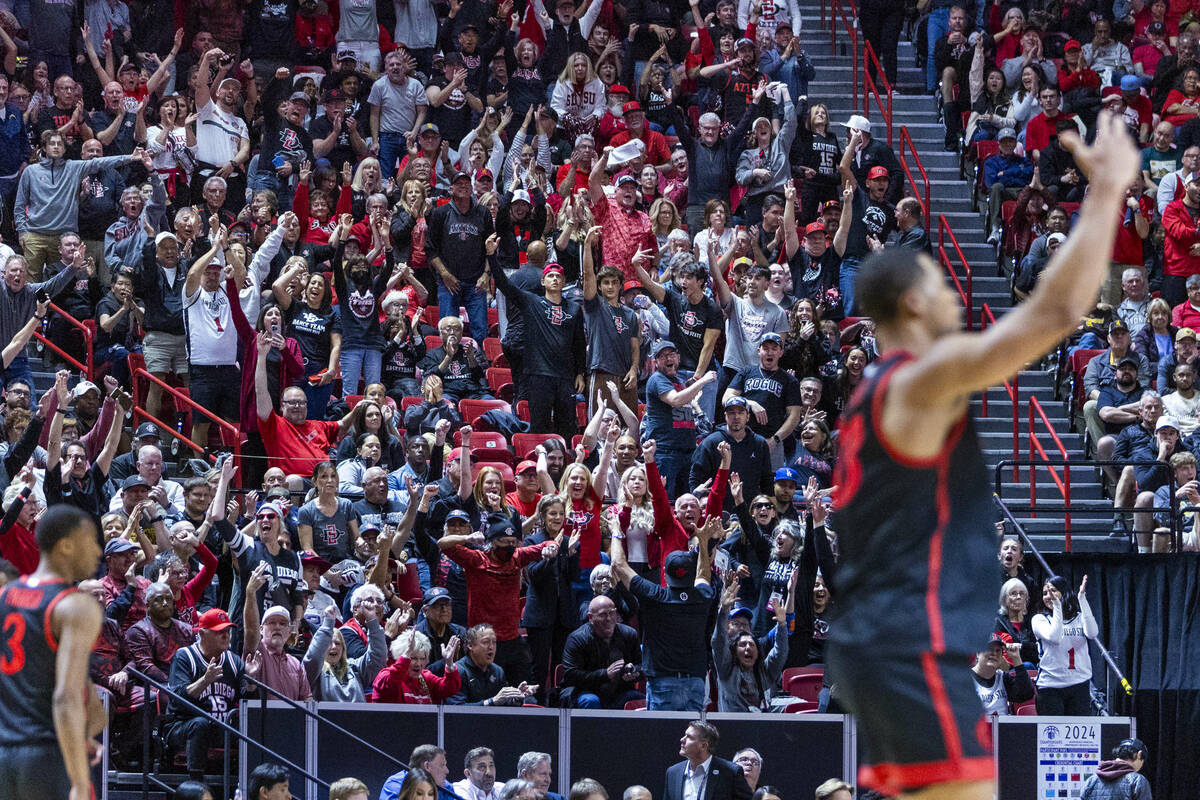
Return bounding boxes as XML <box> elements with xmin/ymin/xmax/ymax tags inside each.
<box><xmin>664</xmin><ymin>721</ymin><xmax>753</xmax><ymax>800</ymax></box>
<box><xmin>560</xmin><ymin>595</ymin><xmax>644</xmax><ymax>708</ymax></box>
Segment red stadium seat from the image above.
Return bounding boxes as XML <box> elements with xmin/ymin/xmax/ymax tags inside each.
<box><xmin>486</xmin><ymin>367</ymin><xmax>512</xmax><ymax>392</ymax></box>
<box><xmin>784</xmin><ymin>672</ymin><xmax>823</xmax><ymax>703</ymax></box>
<box><xmin>401</xmin><ymin>396</ymin><xmax>424</xmax><ymax>411</ymax></box>
<box><xmin>516</xmin><ymin>400</ymin><xmax>530</xmax><ymax>422</ymax></box>
<box><xmin>512</xmin><ymin>433</ymin><xmax>567</xmax><ymax>459</ymax></box>
<box><xmin>1015</xmin><ymin>701</ymin><xmax>1038</xmax><ymax>716</ymax></box>
<box><xmin>784</xmin><ymin>700</ymin><xmax>818</xmax><ymax>713</ymax></box>
<box><xmin>423</xmin><ymin>335</ymin><xmax>442</xmax><ymax>350</ymax></box>
<box><xmin>483</xmin><ymin>337</ymin><xmax>504</xmax><ymax>364</ymax></box>
<box><xmin>346</xmin><ymin>394</ymin><xmax>363</xmax><ymax>409</ymax></box>
<box><xmin>454</xmin><ymin>430</ymin><xmax>509</xmax><ymax>449</ymax></box>
<box><xmin>459</xmin><ymin>398</ymin><xmax>511</xmax><ymax>423</ymax></box>
<box><xmin>781</xmin><ymin>666</ymin><xmax>824</xmax><ymax>688</ymax></box>
<box><xmin>1068</xmin><ymin>349</ymin><xmax>1105</xmax><ymax>422</ymax></box>
<box><xmin>624</xmin><ymin>699</ymin><xmax>647</xmax><ymax>711</ymax></box>
<box><xmin>421</xmin><ymin>305</ymin><xmax>440</xmax><ymax>327</ymax></box>
<box><xmin>471</xmin><ymin>446</ymin><xmax>513</xmax><ymax>466</ymax></box>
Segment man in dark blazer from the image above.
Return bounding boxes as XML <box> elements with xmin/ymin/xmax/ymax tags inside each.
<box><xmin>559</xmin><ymin>595</ymin><xmax>643</xmax><ymax>709</ymax></box>
<box><xmin>664</xmin><ymin>721</ymin><xmax>753</xmax><ymax>800</ymax></box>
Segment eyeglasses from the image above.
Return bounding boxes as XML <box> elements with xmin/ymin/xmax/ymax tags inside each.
<box><xmin>256</xmin><ymin>512</ymin><xmax>278</xmax><ymax>521</ymax></box>
<box><xmin>5</xmin><ymin>388</ymin><xmax>28</xmax><ymax>396</ymax></box>
<box><xmin>751</xmin><ymin>502</ymin><xmax>773</xmax><ymax>510</ymax></box>
<box><xmin>281</xmin><ymin>399</ymin><xmax>307</xmax><ymax>407</ymax></box>
<box><xmin>736</xmin><ymin>757</ymin><xmax>762</xmax><ymax>766</ymax></box>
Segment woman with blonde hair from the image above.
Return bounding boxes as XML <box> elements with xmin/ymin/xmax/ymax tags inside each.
<box><xmin>603</xmin><ymin>463</ymin><xmax>656</xmax><ymax>579</ymax></box>
<box><xmin>392</xmin><ymin>178</ymin><xmax>431</xmax><ymax>291</ymax></box>
<box><xmin>456</xmin><ymin>108</ymin><xmax>510</xmax><ymax>179</ymax></box>
<box><xmin>350</xmin><ymin>156</ymin><xmax>386</xmax><ymax>218</ymax></box>
<box><xmin>649</xmin><ymin>197</ymin><xmax>680</xmax><ymax>241</ymax></box>
<box><xmin>552</xmin><ymin>448</ymin><xmax>612</xmax><ymax>570</ymax></box>
<box><xmin>303</xmin><ymin>606</ymin><xmax>387</xmax><ymax>701</ymax></box>
<box><xmin>554</xmin><ymin>190</ymin><xmax>594</xmax><ymax>283</ymax></box>
<box><xmin>551</xmin><ymin>52</ymin><xmax>606</xmax><ymax>138</ymax></box>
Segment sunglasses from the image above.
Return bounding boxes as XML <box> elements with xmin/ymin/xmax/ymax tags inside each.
<box><xmin>256</xmin><ymin>512</ymin><xmax>278</xmax><ymax>521</ymax></box>
<box><xmin>751</xmin><ymin>502</ymin><xmax>773</xmax><ymax>510</ymax></box>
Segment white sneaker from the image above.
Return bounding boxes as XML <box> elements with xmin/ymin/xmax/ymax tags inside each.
<box><xmin>987</xmin><ymin>230</ymin><xmax>1001</xmax><ymax>246</ymax></box>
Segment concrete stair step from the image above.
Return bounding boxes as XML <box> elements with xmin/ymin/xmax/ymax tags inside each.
<box><xmin>1000</xmin><ymin>481</ymin><xmax>1105</xmax><ymax>500</ymax></box>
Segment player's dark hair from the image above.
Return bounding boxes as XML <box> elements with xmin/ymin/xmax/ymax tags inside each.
<box><xmin>856</xmin><ymin>249</ymin><xmax>929</xmax><ymax>325</ymax></box>
<box><xmin>35</xmin><ymin>505</ymin><xmax>92</xmax><ymax>553</ymax></box>
<box><xmin>1113</xmin><ymin>738</ymin><xmax>1147</xmax><ymax>761</ymax></box>
<box><xmin>249</xmin><ymin>763</ymin><xmax>291</xmax><ymax>800</ymax></box>
<box><xmin>174</xmin><ymin>781</ymin><xmax>211</xmax><ymax>800</ymax></box>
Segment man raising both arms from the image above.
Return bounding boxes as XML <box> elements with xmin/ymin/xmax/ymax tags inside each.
<box><xmin>829</xmin><ymin>113</ymin><xmax>1138</xmax><ymax>800</ymax></box>
<box><xmin>0</xmin><ymin>505</ymin><xmax>105</xmax><ymax>800</ymax></box>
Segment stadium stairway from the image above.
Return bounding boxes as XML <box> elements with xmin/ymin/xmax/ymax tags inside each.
<box><xmin>797</xmin><ymin>9</ymin><xmax>1122</xmax><ymax>551</ymax></box>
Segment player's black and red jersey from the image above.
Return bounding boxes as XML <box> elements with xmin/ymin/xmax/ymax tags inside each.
<box><xmin>0</xmin><ymin>578</ymin><xmax>75</xmax><ymax>747</ymax></box>
<box><xmin>828</xmin><ymin>351</ymin><xmax>997</xmax><ymax>795</ymax></box>
<box><xmin>830</xmin><ymin>351</ymin><xmax>997</xmax><ymax>655</ymax></box>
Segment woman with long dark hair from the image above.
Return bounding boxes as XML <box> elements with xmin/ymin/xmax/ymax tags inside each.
<box><xmin>297</xmin><ymin>461</ymin><xmax>360</xmax><ymax>562</ymax></box>
<box><xmin>335</xmin><ymin>399</ymin><xmax>405</xmax><ymax>470</ymax></box>
<box><xmin>270</xmin><ymin>258</ymin><xmax>341</xmax><ymax>417</ymax></box>
<box><xmin>789</xmin><ymin>419</ymin><xmax>836</xmax><ymax>489</ymax></box>
<box><xmin>781</xmin><ymin>299</ymin><xmax>835</xmax><ymax>379</ymax></box>
<box><xmin>1033</xmin><ymin>575</ymin><xmax>1098</xmax><ymax>715</ymax></box>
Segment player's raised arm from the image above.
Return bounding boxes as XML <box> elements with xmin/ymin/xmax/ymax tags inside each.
<box><xmin>886</xmin><ymin>112</ymin><xmax>1140</xmax><ymax>410</ymax></box>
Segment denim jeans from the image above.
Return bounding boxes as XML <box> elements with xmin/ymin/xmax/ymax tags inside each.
<box><xmin>575</xmin><ymin>690</ymin><xmax>645</xmax><ymax>709</ymax></box>
<box><xmin>654</xmin><ymin>446</ymin><xmax>692</xmax><ymax>502</ymax></box>
<box><xmin>378</xmin><ymin>131</ymin><xmax>406</xmax><ymax>179</ymax></box>
<box><xmin>249</xmin><ymin>170</ymin><xmax>291</xmax><ymax>212</ymax></box>
<box><xmin>438</xmin><ymin>282</ymin><xmax>489</xmax><ymax>343</ymax></box>
<box><xmin>646</xmin><ymin>676</ymin><xmax>706</xmax><ymax>712</ymax></box>
<box><xmin>2</xmin><ymin>355</ymin><xmax>34</xmax><ymax>395</ymax></box>
<box><xmin>696</xmin><ymin>358</ymin><xmax>721</xmax><ymax>422</ymax></box>
<box><xmin>95</xmin><ymin>344</ymin><xmax>139</xmax><ymax>387</ymax></box>
<box><xmin>340</xmin><ymin>348</ymin><xmax>383</xmax><ymax>396</ymax></box>
<box><xmin>926</xmin><ymin>7</ymin><xmax>951</xmax><ymax>91</ymax></box>
<box><xmin>839</xmin><ymin>256</ymin><xmax>862</xmax><ymax>318</ymax></box>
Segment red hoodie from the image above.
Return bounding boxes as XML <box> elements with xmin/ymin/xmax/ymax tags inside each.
<box><xmin>372</xmin><ymin>656</ymin><xmax>461</xmax><ymax>703</ymax></box>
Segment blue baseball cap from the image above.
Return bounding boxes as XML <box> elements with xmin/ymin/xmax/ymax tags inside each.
<box><xmin>774</xmin><ymin>467</ymin><xmax>799</xmax><ymax>484</ymax></box>
<box><xmin>444</xmin><ymin>510</ymin><xmax>471</xmax><ymax>525</ymax></box>
<box><xmin>651</xmin><ymin>340</ymin><xmax>678</xmax><ymax>358</ymax></box>
<box><xmin>724</xmin><ymin>396</ymin><xmax>749</xmax><ymax>410</ymax></box>
<box><xmin>729</xmin><ymin>605</ymin><xmax>753</xmax><ymax>621</ymax></box>
<box><xmin>422</xmin><ymin>586</ymin><xmax>452</xmax><ymax>606</ymax></box>
<box><xmin>760</xmin><ymin>332</ymin><xmax>783</xmax><ymax>346</ymax></box>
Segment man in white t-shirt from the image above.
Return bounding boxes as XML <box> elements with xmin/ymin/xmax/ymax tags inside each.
<box><xmin>368</xmin><ymin>48</ymin><xmax>428</xmax><ymax>177</ymax></box>
<box><xmin>182</xmin><ymin>231</ymin><xmax>241</xmax><ymax>450</ymax></box>
<box><xmin>191</xmin><ymin>46</ymin><xmax>250</xmax><ymax>211</ymax></box>
<box><xmin>1163</xmin><ymin>361</ymin><xmax>1200</xmax><ymax>434</ymax></box>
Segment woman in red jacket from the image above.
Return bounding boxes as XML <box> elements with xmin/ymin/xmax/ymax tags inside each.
<box><xmin>159</xmin><ymin>518</ymin><xmax>218</xmax><ymax>628</ymax></box>
<box><xmin>372</xmin><ymin>628</ymin><xmax>462</xmax><ymax>704</ymax></box>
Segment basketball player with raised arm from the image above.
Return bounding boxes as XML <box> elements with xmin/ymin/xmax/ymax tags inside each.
<box><xmin>0</xmin><ymin>505</ymin><xmax>105</xmax><ymax>800</ymax></box>
<box><xmin>829</xmin><ymin>113</ymin><xmax>1139</xmax><ymax>799</ymax></box>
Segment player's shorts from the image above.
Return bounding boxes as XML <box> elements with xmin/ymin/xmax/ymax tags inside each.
<box><xmin>827</xmin><ymin>643</ymin><xmax>995</xmax><ymax>796</ymax></box>
<box><xmin>0</xmin><ymin>742</ymin><xmax>72</xmax><ymax>800</ymax></box>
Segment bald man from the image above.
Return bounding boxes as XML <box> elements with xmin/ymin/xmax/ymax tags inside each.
<box><xmin>559</xmin><ymin>596</ymin><xmax>643</xmax><ymax>708</ymax></box>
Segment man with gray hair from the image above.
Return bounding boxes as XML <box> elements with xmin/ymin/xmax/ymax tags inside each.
<box><xmin>731</xmin><ymin>749</ymin><xmax>763</xmax><ymax>792</ymax></box>
<box><xmin>672</xmin><ymin>106</ymin><xmax>758</xmax><ymax>235</ymax></box>
<box><xmin>517</xmin><ymin>752</ymin><xmax>564</xmax><ymax>800</ymax></box>
<box><xmin>104</xmin><ymin>174</ymin><xmax>167</xmax><ymax>284</ymax></box>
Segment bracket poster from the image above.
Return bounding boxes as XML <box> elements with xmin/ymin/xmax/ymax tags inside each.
<box><xmin>1037</xmin><ymin>721</ymin><xmax>1102</xmax><ymax>799</ymax></box>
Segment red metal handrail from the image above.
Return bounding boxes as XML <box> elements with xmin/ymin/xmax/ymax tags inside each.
<box><xmin>32</xmin><ymin>303</ymin><xmax>95</xmax><ymax>378</ymax></box>
<box><xmin>1028</xmin><ymin>395</ymin><xmax>1072</xmax><ymax>549</ymax></box>
<box><xmin>937</xmin><ymin>214</ymin><xmax>974</xmax><ymax>330</ymax></box>
<box><xmin>898</xmin><ymin>126</ymin><xmax>930</xmax><ymax>232</ymax></box>
<box><xmin>862</xmin><ymin>42</ymin><xmax>893</xmax><ymax>147</ymax></box>
<box><xmin>828</xmin><ymin>0</ymin><xmax>859</xmax><ymax>111</ymax></box>
<box><xmin>979</xmin><ymin>304</ymin><xmax>1020</xmax><ymax>481</ymax></box>
<box><xmin>132</xmin><ymin>368</ymin><xmax>242</xmax><ymax>477</ymax></box>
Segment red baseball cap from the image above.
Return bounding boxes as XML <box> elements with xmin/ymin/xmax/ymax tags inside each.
<box><xmin>622</xmin><ymin>100</ymin><xmax>643</xmax><ymax>114</ymax></box>
<box><xmin>516</xmin><ymin>460</ymin><xmax>538</xmax><ymax>474</ymax></box>
<box><xmin>623</xmin><ymin>279</ymin><xmax>643</xmax><ymax>293</ymax></box>
<box><xmin>804</xmin><ymin>221</ymin><xmax>826</xmax><ymax>237</ymax></box>
<box><xmin>866</xmin><ymin>166</ymin><xmax>890</xmax><ymax>180</ymax></box>
<box><xmin>446</xmin><ymin>447</ymin><xmax>464</xmax><ymax>462</ymax></box>
<box><xmin>542</xmin><ymin>263</ymin><xmax>565</xmax><ymax>276</ymax></box>
<box><xmin>1064</xmin><ymin>39</ymin><xmax>1081</xmax><ymax>52</ymax></box>
<box><xmin>196</xmin><ymin>608</ymin><xmax>235</xmax><ymax>631</ymax></box>
<box><xmin>609</xmin><ymin>84</ymin><xmax>631</xmax><ymax>95</ymax></box>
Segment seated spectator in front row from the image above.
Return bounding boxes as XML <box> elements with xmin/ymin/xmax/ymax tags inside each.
<box><xmin>448</xmin><ymin>623</ymin><xmax>537</xmax><ymax>706</ymax></box>
<box><xmin>453</xmin><ymin>746</ymin><xmax>502</xmax><ymax>800</ymax></box>
<box><xmin>1083</xmin><ymin>320</ymin><xmax>1151</xmax><ymax>455</ymax></box>
<box><xmin>419</xmin><ymin>316</ymin><xmax>494</xmax><ymax>404</ymax></box>
<box><xmin>984</xmin><ymin>128</ymin><xmax>1035</xmax><ymax>247</ymax></box>
<box><xmin>559</xmin><ymin>594</ymin><xmax>643</xmax><ymax>709</ymax></box>
<box><xmin>1129</xmin><ymin>415</ymin><xmax>1185</xmax><ymax>551</ymax></box>
<box><xmin>1150</xmin><ymin>451</ymin><xmax>1200</xmax><ymax>553</ymax></box>
<box><xmin>1131</xmin><ymin>297</ymin><xmax>1177</xmax><ymax>369</ymax></box>
<box><xmin>972</xmin><ymin>634</ymin><xmax>1034</xmax><ymax>715</ymax></box>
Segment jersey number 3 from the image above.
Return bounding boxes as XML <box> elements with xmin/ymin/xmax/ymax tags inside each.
<box><xmin>0</xmin><ymin>612</ymin><xmax>26</xmax><ymax>674</ymax></box>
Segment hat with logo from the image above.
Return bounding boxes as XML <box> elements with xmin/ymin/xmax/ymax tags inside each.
<box><xmin>485</xmin><ymin>512</ymin><xmax>518</xmax><ymax>542</ymax></box>
<box><xmin>419</xmin><ymin>122</ymin><xmax>440</xmax><ymax>136</ymax></box>
<box><xmin>511</xmin><ymin>189</ymin><xmax>532</xmax><ymax>206</ymax></box>
<box><xmin>121</xmin><ymin>474</ymin><xmax>150</xmax><ymax>490</ymax></box>
<box><xmin>196</xmin><ymin>608</ymin><xmax>236</xmax><ymax>631</ymax></box>
<box><xmin>451</xmin><ymin>170</ymin><xmax>472</xmax><ymax>184</ymax></box>
<box><xmin>1064</xmin><ymin>39</ymin><xmax>1082</xmax><ymax>51</ymax></box>
<box><xmin>998</xmin><ymin>127</ymin><xmax>1018</xmax><ymax>141</ymax></box>
<box><xmin>1148</xmin><ymin>21</ymin><xmax>1167</xmax><ymax>35</ymax></box>
<box><xmin>774</xmin><ymin>466</ymin><xmax>800</xmax><ymax>484</ymax></box>
<box><xmin>302</xmin><ymin>552</ymin><xmax>332</xmax><ymax>573</ymax></box>
<box><xmin>423</xmin><ymin>586</ymin><xmax>453</xmax><ymax>606</ymax></box>
<box><xmin>516</xmin><ymin>460</ymin><xmax>538</xmax><ymax>474</ymax></box>
<box><xmin>542</xmin><ymin>263</ymin><xmax>564</xmax><ymax>276</ymax></box>
<box><xmin>724</xmin><ymin>396</ymin><xmax>749</xmax><ymax>410</ymax></box>
<box><xmin>289</xmin><ymin>91</ymin><xmax>311</xmax><ymax>107</ymax></box>
<box><xmin>134</xmin><ymin>422</ymin><xmax>161</xmax><ymax>440</ymax></box>
<box><xmin>664</xmin><ymin>549</ymin><xmax>697</xmax><ymax>588</ymax></box>
<box><xmin>1120</xmin><ymin>74</ymin><xmax>1142</xmax><ymax>92</ymax></box>
<box><xmin>1177</xmin><ymin>327</ymin><xmax>1197</xmax><ymax>342</ymax></box>
<box><xmin>622</xmin><ymin>100</ymin><xmax>643</xmax><ymax>114</ymax></box>
<box><xmin>804</xmin><ymin>221</ymin><xmax>826</xmax><ymax>237</ymax></box>
<box><xmin>866</xmin><ymin>166</ymin><xmax>889</xmax><ymax>180</ymax></box>
<box><xmin>615</xmin><ymin>173</ymin><xmax>639</xmax><ymax>187</ymax></box>
<box><xmin>336</xmin><ymin>48</ymin><xmax>357</xmax><ymax>62</ymax></box>
<box><xmin>1108</xmin><ymin>319</ymin><xmax>1130</xmax><ymax>336</ymax></box>
<box><xmin>760</xmin><ymin>332</ymin><xmax>784</xmax><ymax>346</ymax></box>
<box><xmin>1157</xmin><ymin>415</ymin><xmax>1180</xmax><ymax>432</ymax></box>
<box><xmin>322</xmin><ymin>87</ymin><xmax>346</xmax><ymax>104</ymax></box>
<box><xmin>609</xmin><ymin>84</ymin><xmax>632</xmax><ymax>95</ymax></box>
<box><xmin>444</xmin><ymin>509</ymin><xmax>471</xmax><ymax>525</ymax></box>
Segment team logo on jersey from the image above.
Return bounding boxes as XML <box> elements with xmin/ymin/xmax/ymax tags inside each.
<box><xmin>547</xmin><ymin>306</ymin><xmax>564</xmax><ymax>325</ymax></box>
<box><xmin>613</xmin><ymin>315</ymin><xmax>626</xmax><ymax>333</ymax></box>
<box><xmin>682</xmin><ymin>310</ymin><xmax>698</xmax><ymax>328</ymax></box>
<box><xmin>280</xmin><ymin>128</ymin><xmax>300</xmax><ymax>151</ymax></box>
<box><xmin>348</xmin><ymin>289</ymin><xmax>376</xmax><ymax>319</ymax></box>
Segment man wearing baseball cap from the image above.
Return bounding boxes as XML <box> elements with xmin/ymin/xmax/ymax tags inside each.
<box><xmin>166</xmin><ymin>606</ymin><xmax>246</xmax><ymax>782</ymax></box>
<box><xmin>507</xmin><ymin>460</ymin><xmax>543</xmax><ymax>518</ymax></box>
<box><xmin>642</xmin><ymin>340</ymin><xmax>718</xmax><ymax>497</ymax></box>
<box><xmin>786</xmin><ymin>218</ymin><xmax>844</xmax><ymax>306</ymax></box>
<box><xmin>836</xmin><ymin>126</ymin><xmax>899</xmax><ymax>314</ymax></box>
<box><xmin>610</xmin><ymin>100</ymin><xmax>671</xmax><ymax>166</ymax></box>
<box><xmin>426</xmin><ymin>166</ymin><xmax>494</xmax><ymax>343</ymax></box>
<box><xmin>983</xmin><ymin>127</ymin><xmax>1034</xmax><ymax>246</ymax></box>
<box><xmin>689</xmin><ymin>396</ymin><xmax>772</xmax><ymax>511</ymax></box>
<box><xmin>769</xmin><ymin>467</ymin><xmax>802</xmax><ymax>521</ymax></box>
<box><xmin>250</xmin><ymin>71</ymin><xmax>315</xmax><ymax>214</ymax></box>
<box><xmin>588</xmin><ymin>142</ymin><xmax>657</xmax><ymax>282</ymax></box>
<box><xmin>491</xmin><ymin>254</ymin><xmax>586</xmax><ymax>440</ymax></box>
<box><xmin>841</xmin><ymin>113</ymin><xmax>903</xmax><ymax>205</ymax></box>
<box><xmin>415</xmin><ymin>586</ymin><xmax>468</xmax><ymax>676</ymax></box>
<box><xmin>493</xmin><ymin>188</ymin><xmax>548</xmax><ymax>273</ymax></box>
<box><xmin>243</xmin><ymin>583</ymin><xmax>313</xmax><ymax>701</ymax></box>
<box><xmin>971</xmin><ymin>633</ymin><xmax>1034</xmax><ymax>715</ymax></box>
<box><xmin>309</xmin><ymin>87</ymin><xmax>365</xmax><ymax>171</ymax></box>
<box><xmin>724</xmin><ymin>330</ymin><xmax>804</xmax><ymax>468</ymax></box>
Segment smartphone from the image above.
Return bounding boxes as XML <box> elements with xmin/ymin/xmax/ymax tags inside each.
<box><xmin>35</xmin><ymin>289</ymin><xmax>49</xmax><ymax>304</ymax></box>
<box><xmin>270</xmin><ymin>321</ymin><xmax>281</xmax><ymax>338</ymax></box>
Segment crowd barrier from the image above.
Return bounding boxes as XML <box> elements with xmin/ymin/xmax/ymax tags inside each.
<box><xmin>238</xmin><ymin>703</ymin><xmax>1133</xmax><ymax>800</ymax></box>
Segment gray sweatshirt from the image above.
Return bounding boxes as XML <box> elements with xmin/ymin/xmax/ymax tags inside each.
<box><xmin>711</xmin><ymin>612</ymin><xmax>788</xmax><ymax>712</ymax></box>
<box><xmin>14</xmin><ymin>153</ymin><xmax>133</xmax><ymax>236</ymax></box>
<box><xmin>302</xmin><ymin>616</ymin><xmax>386</xmax><ymax>702</ymax></box>
<box><xmin>0</xmin><ymin>265</ymin><xmax>87</xmax><ymax>348</ymax></box>
<box><xmin>735</xmin><ymin>100</ymin><xmax>798</xmax><ymax>200</ymax></box>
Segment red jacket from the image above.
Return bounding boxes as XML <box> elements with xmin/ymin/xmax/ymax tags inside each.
<box><xmin>372</xmin><ymin>657</ymin><xmax>461</xmax><ymax>703</ymax></box>
<box><xmin>1161</xmin><ymin>198</ymin><xmax>1200</xmax><ymax>277</ymax></box>
<box><xmin>1171</xmin><ymin>300</ymin><xmax>1200</xmax><ymax>329</ymax></box>
<box><xmin>644</xmin><ymin>461</ymin><xmax>728</xmax><ymax>584</ymax></box>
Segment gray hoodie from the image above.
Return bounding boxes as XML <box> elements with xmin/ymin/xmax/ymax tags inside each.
<box><xmin>711</xmin><ymin>612</ymin><xmax>789</xmax><ymax>712</ymax></box>
<box><xmin>302</xmin><ymin>615</ymin><xmax>386</xmax><ymax>702</ymax></box>
<box><xmin>14</xmin><ymin>153</ymin><xmax>133</xmax><ymax>236</ymax></box>
<box><xmin>736</xmin><ymin>100</ymin><xmax>798</xmax><ymax>200</ymax></box>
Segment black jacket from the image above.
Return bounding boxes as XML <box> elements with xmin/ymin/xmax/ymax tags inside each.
<box><xmin>447</xmin><ymin>655</ymin><xmax>512</xmax><ymax>705</ymax></box>
<box><xmin>560</xmin><ymin>620</ymin><xmax>641</xmax><ymax>708</ymax></box>
<box><xmin>689</xmin><ymin>429</ymin><xmax>772</xmax><ymax>512</ymax></box>
<box><xmin>521</xmin><ymin>530</ymin><xmax>581</xmax><ymax>630</ymax></box>
<box><xmin>663</xmin><ymin>757</ymin><xmax>752</xmax><ymax>800</ymax></box>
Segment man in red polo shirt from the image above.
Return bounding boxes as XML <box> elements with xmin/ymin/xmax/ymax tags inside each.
<box><xmin>589</xmin><ymin>147</ymin><xmax>657</xmax><ymax>280</ymax></box>
<box><xmin>609</xmin><ymin>101</ymin><xmax>671</xmax><ymax>167</ymax></box>
<box><xmin>438</xmin><ymin>512</ymin><xmax>557</xmax><ymax>687</ymax></box>
<box><xmin>254</xmin><ymin>332</ymin><xmax>353</xmax><ymax>477</ymax></box>
<box><xmin>505</xmin><ymin>460</ymin><xmax>542</xmax><ymax>519</ymax></box>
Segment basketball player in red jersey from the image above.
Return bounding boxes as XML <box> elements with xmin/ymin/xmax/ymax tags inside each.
<box><xmin>829</xmin><ymin>114</ymin><xmax>1138</xmax><ymax>799</ymax></box>
<box><xmin>0</xmin><ymin>505</ymin><xmax>105</xmax><ymax>800</ymax></box>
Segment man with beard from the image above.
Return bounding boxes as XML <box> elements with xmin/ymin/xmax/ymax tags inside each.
<box><xmin>125</xmin><ymin>581</ymin><xmax>195</xmax><ymax>685</ymax></box>
<box><xmin>439</xmin><ymin>513</ymin><xmax>557</xmax><ymax>686</ymax></box>
<box><xmin>690</xmin><ymin>401</ymin><xmax>770</xmax><ymax>512</ymax></box>
<box><xmin>242</xmin><ymin>564</ymin><xmax>312</xmax><ymax>700</ymax></box>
